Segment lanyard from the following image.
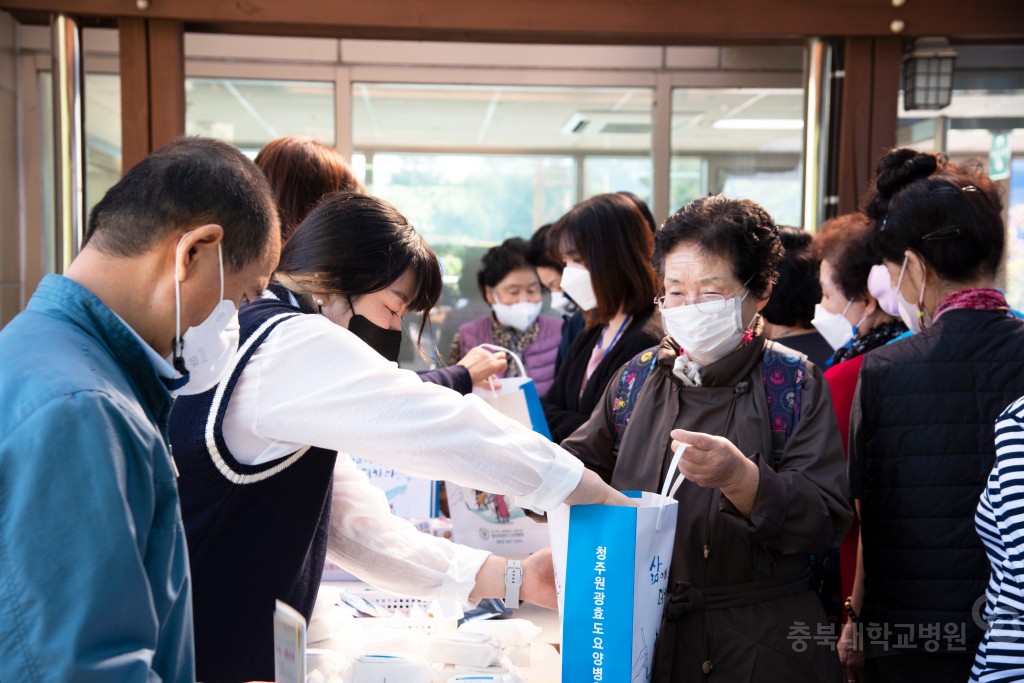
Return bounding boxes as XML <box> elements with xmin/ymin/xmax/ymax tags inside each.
<box><xmin>581</xmin><ymin>314</ymin><xmax>634</xmax><ymax>396</ymax></box>
<box><xmin>597</xmin><ymin>314</ymin><xmax>632</xmax><ymax>354</ymax></box>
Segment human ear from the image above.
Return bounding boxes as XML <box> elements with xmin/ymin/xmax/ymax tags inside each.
<box><xmin>174</xmin><ymin>224</ymin><xmax>224</xmax><ymax>283</ymax></box>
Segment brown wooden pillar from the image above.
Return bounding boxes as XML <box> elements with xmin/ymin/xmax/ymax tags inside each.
<box><xmin>837</xmin><ymin>37</ymin><xmax>902</xmax><ymax>215</ymax></box>
<box><xmin>118</xmin><ymin>17</ymin><xmax>184</xmax><ymax>173</ymax></box>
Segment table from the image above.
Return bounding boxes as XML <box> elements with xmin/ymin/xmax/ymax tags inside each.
<box><xmin>316</xmin><ymin>580</ymin><xmax>562</xmax><ymax>681</ymax></box>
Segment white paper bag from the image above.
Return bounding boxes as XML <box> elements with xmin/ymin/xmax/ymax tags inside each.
<box><xmin>471</xmin><ymin>344</ymin><xmax>551</xmax><ymax>440</ymax></box>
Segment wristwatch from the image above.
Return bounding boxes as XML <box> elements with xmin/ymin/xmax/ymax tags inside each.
<box><xmin>504</xmin><ymin>559</ymin><xmax>523</xmax><ymax>609</ymax></box>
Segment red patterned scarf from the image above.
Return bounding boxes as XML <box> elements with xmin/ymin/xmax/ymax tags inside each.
<box><xmin>933</xmin><ymin>288</ymin><xmax>1010</xmax><ymax>322</ymax></box>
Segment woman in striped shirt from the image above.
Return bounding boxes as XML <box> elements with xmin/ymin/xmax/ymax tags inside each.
<box><xmin>973</xmin><ymin>395</ymin><xmax>1024</xmax><ymax>681</ymax></box>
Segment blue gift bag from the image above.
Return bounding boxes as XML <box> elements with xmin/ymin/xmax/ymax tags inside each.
<box><xmin>550</xmin><ymin>448</ymin><xmax>685</xmax><ymax>682</ymax></box>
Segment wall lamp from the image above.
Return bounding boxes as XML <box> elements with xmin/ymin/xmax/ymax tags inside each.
<box><xmin>903</xmin><ymin>37</ymin><xmax>958</xmax><ymax>111</ymax></box>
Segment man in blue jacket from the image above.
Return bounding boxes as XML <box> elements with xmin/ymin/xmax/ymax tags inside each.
<box><xmin>0</xmin><ymin>137</ymin><xmax>280</xmax><ymax>682</ymax></box>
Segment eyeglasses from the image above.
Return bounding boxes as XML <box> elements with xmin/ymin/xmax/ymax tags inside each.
<box><xmin>656</xmin><ymin>291</ymin><xmax>741</xmax><ymax>313</ymax></box>
<box><xmin>657</xmin><ymin>277</ymin><xmax>751</xmax><ymax>313</ymax></box>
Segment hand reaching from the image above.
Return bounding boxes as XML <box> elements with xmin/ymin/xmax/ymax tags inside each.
<box><xmin>564</xmin><ymin>467</ymin><xmax>637</xmax><ymax>508</ymax></box>
<box><xmin>458</xmin><ymin>345</ymin><xmax>508</xmax><ymax>388</ymax></box>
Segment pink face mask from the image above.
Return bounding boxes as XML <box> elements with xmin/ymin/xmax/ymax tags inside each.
<box><xmin>867</xmin><ymin>264</ymin><xmax>901</xmax><ymax>318</ymax></box>
<box><xmin>894</xmin><ymin>255</ymin><xmax>931</xmax><ymax>334</ymax></box>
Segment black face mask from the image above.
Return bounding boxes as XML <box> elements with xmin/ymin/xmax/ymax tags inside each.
<box><xmin>348</xmin><ymin>314</ymin><xmax>403</xmax><ymax>363</ymax></box>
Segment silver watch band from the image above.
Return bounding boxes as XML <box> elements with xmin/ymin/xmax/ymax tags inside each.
<box><xmin>504</xmin><ymin>559</ymin><xmax>523</xmax><ymax>609</ymax></box>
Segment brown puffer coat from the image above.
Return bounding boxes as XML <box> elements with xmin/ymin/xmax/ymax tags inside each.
<box><xmin>562</xmin><ymin>329</ymin><xmax>852</xmax><ymax>682</ymax></box>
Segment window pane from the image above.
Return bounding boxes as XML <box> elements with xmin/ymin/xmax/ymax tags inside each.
<box><xmin>583</xmin><ymin>157</ymin><xmax>652</xmax><ymax>204</ymax></box>
<box><xmin>364</xmin><ymin>152</ymin><xmax>576</xmax><ymax>370</ymax></box>
<box><xmin>722</xmin><ymin>166</ymin><xmax>803</xmax><ymax>227</ymax></box>
<box><xmin>670</xmin><ymin>157</ymin><xmax>707</xmax><ymax>213</ymax></box>
<box><xmin>353</xmin><ymin>83</ymin><xmax>652</xmax><ymax>153</ymax></box>
<box><xmin>368</xmin><ymin>153</ymin><xmax>574</xmax><ymax>243</ymax></box>
<box><xmin>186</xmin><ymin>78</ymin><xmax>335</xmax><ymax>155</ymax></box>
<box><xmin>85</xmin><ymin>73</ymin><xmax>121</xmax><ymax>219</ymax></box>
<box><xmin>671</xmin><ymin>87</ymin><xmax>804</xmax><ymax>224</ymax></box>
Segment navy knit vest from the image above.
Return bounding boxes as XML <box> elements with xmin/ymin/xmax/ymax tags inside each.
<box><xmin>857</xmin><ymin>309</ymin><xmax>1024</xmax><ymax>652</ymax></box>
<box><xmin>169</xmin><ymin>297</ymin><xmax>337</xmax><ymax>683</ymax></box>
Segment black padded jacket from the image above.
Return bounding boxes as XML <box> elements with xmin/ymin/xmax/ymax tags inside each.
<box><xmin>850</xmin><ymin>308</ymin><xmax>1024</xmax><ymax>654</ymax></box>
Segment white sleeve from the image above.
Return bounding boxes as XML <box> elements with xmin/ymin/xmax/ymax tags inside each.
<box><xmin>227</xmin><ymin>313</ymin><xmax>583</xmax><ymax>513</ymax></box>
<box><xmin>325</xmin><ymin>456</ymin><xmax>490</xmax><ymax>604</ymax></box>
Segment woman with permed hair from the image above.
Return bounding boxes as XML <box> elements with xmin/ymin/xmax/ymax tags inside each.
<box><xmin>562</xmin><ymin>193</ymin><xmax>851</xmax><ymax>682</ymax></box>
<box><xmin>448</xmin><ymin>237</ymin><xmax>563</xmax><ymax>396</ymax></box>
<box><xmin>811</xmin><ymin>214</ymin><xmax>906</xmax><ymax>369</ymax></box>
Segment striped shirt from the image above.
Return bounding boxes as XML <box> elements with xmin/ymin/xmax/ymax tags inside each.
<box><xmin>972</xmin><ymin>395</ymin><xmax>1024</xmax><ymax>681</ymax></box>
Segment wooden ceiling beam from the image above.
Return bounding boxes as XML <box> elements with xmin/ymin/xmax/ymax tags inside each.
<box><xmin>3</xmin><ymin>0</ymin><xmax>1023</xmax><ymax>42</ymax></box>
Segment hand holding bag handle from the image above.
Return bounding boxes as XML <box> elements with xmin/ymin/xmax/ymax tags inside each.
<box><xmin>656</xmin><ymin>444</ymin><xmax>687</xmax><ymax>532</ymax></box>
<box><xmin>477</xmin><ymin>343</ymin><xmax>527</xmax><ymax>395</ymax></box>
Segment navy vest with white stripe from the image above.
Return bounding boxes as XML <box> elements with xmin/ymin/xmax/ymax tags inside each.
<box><xmin>169</xmin><ymin>297</ymin><xmax>337</xmax><ymax>683</ymax></box>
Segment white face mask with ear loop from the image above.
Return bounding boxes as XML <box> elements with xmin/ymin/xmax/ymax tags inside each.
<box><xmin>548</xmin><ymin>290</ymin><xmax>576</xmax><ymax>316</ymax></box>
<box><xmin>559</xmin><ymin>264</ymin><xmax>599</xmax><ymax>312</ymax></box>
<box><xmin>660</xmin><ymin>290</ymin><xmax>754</xmax><ymax>366</ymax></box>
<box><xmin>492</xmin><ymin>299</ymin><xmax>543</xmax><ymax>332</ymax></box>
<box><xmin>166</xmin><ymin>239</ymin><xmax>241</xmax><ymax>396</ymax></box>
<box><xmin>811</xmin><ymin>300</ymin><xmax>865</xmax><ymax>351</ymax></box>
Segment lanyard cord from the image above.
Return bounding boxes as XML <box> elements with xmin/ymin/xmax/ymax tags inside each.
<box><xmin>596</xmin><ymin>314</ymin><xmax>632</xmax><ymax>353</ymax></box>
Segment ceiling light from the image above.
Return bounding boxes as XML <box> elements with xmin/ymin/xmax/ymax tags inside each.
<box><xmin>712</xmin><ymin>119</ymin><xmax>805</xmax><ymax>130</ymax></box>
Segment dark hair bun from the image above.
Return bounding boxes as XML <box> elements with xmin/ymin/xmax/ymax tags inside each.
<box><xmin>875</xmin><ymin>148</ymin><xmax>939</xmax><ymax>199</ymax></box>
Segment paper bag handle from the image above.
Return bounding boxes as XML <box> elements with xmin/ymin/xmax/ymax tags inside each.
<box><xmin>656</xmin><ymin>444</ymin><xmax>687</xmax><ymax>531</ymax></box>
<box><xmin>477</xmin><ymin>343</ymin><xmax>527</xmax><ymax>390</ymax></box>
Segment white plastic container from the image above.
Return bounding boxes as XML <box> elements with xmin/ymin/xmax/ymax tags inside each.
<box><xmin>424</xmin><ymin>632</ymin><xmax>501</xmax><ymax>667</ymax></box>
<box><xmin>343</xmin><ymin>654</ymin><xmax>433</xmax><ymax>683</ymax></box>
<box><xmin>457</xmin><ymin>618</ymin><xmax>541</xmax><ymax>647</ymax></box>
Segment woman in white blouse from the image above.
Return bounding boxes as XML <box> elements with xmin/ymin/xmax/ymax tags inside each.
<box><xmin>168</xmin><ymin>192</ymin><xmax>629</xmax><ymax>683</ymax></box>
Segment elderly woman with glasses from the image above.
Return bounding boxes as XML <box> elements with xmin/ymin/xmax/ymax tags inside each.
<box><xmin>561</xmin><ymin>194</ymin><xmax>852</xmax><ymax>682</ymax></box>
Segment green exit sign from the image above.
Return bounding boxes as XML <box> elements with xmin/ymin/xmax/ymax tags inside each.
<box><xmin>990</xmin><ymin>132</ymin><xmax>1011</xmax><ymax>181</ymax></box>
